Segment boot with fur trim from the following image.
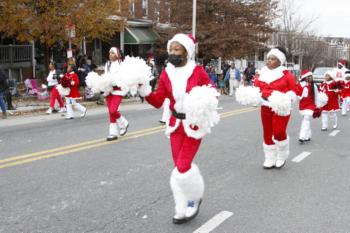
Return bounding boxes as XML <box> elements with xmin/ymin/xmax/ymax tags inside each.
<box><xmin>170</xmin><ymin>164</ymin><xmax>204</xmax><ymax>224</ymax></box>
<box><xmin>263</xmin><ymin>143</ymin><xmax>277</xmax><ymax>169</ymax></box>
<box><xmin>275</xmin><ymin>137</ymin><xmax>289</xmax><ymax>168</ymax></box>
<box><xmin>107</xmin><ymin>123</ymin><xmax>118</xmax><ymax>141</ymax></box>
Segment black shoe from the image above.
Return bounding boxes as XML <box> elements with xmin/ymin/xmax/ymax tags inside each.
<box><xmin>159</xmin><ymin>120</ymin><xmax>166</xmax><ymax>125</ymax></box>
<box><xmin>304</xmin><ymin>138</ymin><xmax>311</xmax><ymax>142</ymax></box>
<box><xmin>298</xmin><ymin>139</ymin><xmax>305</xmax><ymax>143</ymax></box>
<box><xmin>106</xmin><ymin>135</ymin><xmax>118</xmax><ymax>141</ymax></box>
<box><xmin>321</xmin><ymin>128</ymin><xmax>327</xmax><ymax>131</ymax></box>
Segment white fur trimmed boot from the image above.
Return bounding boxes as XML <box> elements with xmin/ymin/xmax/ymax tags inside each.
<box><xmin>65</xmin><ymin>104</ymin><xmax>74</xmax><ymax>119</ymax></box>
<box><xmin>106</xmin><ymin>123</ymin><xmax>118</xmax><ymax>141</ymax></box>
<box><xmin>263</xmin><ymin>143</ymin><xmax>277</xmax><ymax>169</ymax></box>
<box><xmin>117</xmin><ymin>116</ymin><xmax>129</xmax><ymax>136</ymax></box>
<box><xmin>275</xmin><ymin>138</ymin><xmax>289</xmax><ymax>169</ymax></box>
<box><xmin>170</xmin><ymin>164</ymin><xmax>204</xmax><ymax>224</ymax></box>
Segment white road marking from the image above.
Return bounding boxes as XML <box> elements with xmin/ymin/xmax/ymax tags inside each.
<box><xmin>193</xmin><ymin>211</ymin><xmax>233</xmax><ymax>233</ymax></box>
<box><xmin>329</xmin><ymin>130</ymin><xmax>340</xmax><ymax>136</ymax></box>
<box><xmin>292</xmin><ymin>152</ymin><xmax>311</xmax><ymax>163</ymax></box>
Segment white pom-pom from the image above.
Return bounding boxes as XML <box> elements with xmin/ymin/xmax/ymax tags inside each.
<box><xmin>86</xmin><ymin>72</ymin><xmax>114</xmax><ymax>96</ymax></box>
<box><xmin>115</xmin><ymin>56</ymin><xmax>153</xmax><ymax>87</ymax></box>
<box><xmin>268</xmin><ymin>91</ymin><xmax>292</xmax><ymax>116</ymax></box>
<box><xmin>138</xmin><ymin>83</ymin><xmax>152</xmax><ymax>97</ymax></box>
<box><xmin>56</xmin><ymin>84</ymin><xmax>70</xmax><ymax>96</ymax></box>
<box><xmin>317</xmin><ymin>92</ymin><xmax>328</xmax><ymax>108</ymax></box>
<box><xmin>182</xmin><ymin>85</ymin><xmax>220</xmax><ymax>139</ymax></box>
<box><xmin>235</xmin><ymin>86</ymin><xmax>261</xmax><ymax>106</ymax></box>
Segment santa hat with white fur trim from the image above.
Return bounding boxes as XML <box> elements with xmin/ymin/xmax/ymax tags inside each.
<box><xmin>267</xmin><ymin>47</ymin><xmax>286</xmax><ymax>64</ymax></box>
<box><xmin>167</xmin><ymin>33</ymin><xmax>196</xmax><ymax>60</ymax></box>
<box><xmin>299</xmin><ymin>69</ymin><xmax>313</xmax><ymax>81</ymax></box>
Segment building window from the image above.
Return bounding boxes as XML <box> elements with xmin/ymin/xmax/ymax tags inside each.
<box><xmin>142</xmin><ymin>0</ymin><xmax>148</xmax><ymax>18</ymax></box>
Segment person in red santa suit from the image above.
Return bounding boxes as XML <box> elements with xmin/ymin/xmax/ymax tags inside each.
<box><xmin>341</xmin><ymin>71</ymin><xmax>350</xmax><ymax>116</ymax></box>
<box><xmin>45</xmin><ymin>61</ymin><xmax>65</xmax><ymax>114</ymax></box>
<box><xmin>138</xmin><ymin>34</ymin><xmax>214</xmax><ymax>224</ymax></box>
<box><xmin>104</xmin><ymin>47</ymin><xmax>129</xmax><ymax>141</ymax></box>
<box><xmin>253</xmin><ymin>47</ymin><xmax>297</xmax><ymax>169</ymax></box>
<box><xmin>296</xmin><ymin>70</ymin><xmax>320</xmax><ymax>143</ymax></box>
<box><xmin>334</xmin><ymin>59</ymin><xmax>349</xmax><ymax>80</ymax></box>
<box><xmin>62</xmin><ymin>64</ymin><xmax>87</xmax><ymax>119</ymax></box>
<box><xmin>320</xmin><ymin>71</ymin><xmax>340</xmax><ymax>130</ymax></box>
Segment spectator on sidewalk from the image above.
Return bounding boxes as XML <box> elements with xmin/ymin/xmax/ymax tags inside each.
<box><xmin>224</xmin><ymin>62</ymin><xmax>241</xmax><ymax>96</ymax></box>
<box><xmin>46</xmin><ymin>61</ymin><xmax>66</xmax><ymax>114</ymax></box>
<box><xmin>0</xmin><ymin>68</ymin><xmax>9</xmax><ymax>119</ymax></box>
<box><xmin>243</xmin><ymin>62</ymin><xmax>256</xmax><ymax>85</ymax></box>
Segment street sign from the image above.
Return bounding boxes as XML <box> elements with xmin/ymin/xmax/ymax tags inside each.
<box><xmin>66</xmin><ymin>23</ymin><xmax>76</xmax><ymax>38</ymax></box>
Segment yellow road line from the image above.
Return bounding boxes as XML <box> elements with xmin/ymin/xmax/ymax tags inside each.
<box><xmin>0</xmin><ymin>107</ymin><xmax>257</xmax><ymax>169</ymax></box>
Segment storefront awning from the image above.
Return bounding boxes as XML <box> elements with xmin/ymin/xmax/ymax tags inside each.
<box><xmin>124</xmin><ymin>27</ymin><xmax>160</xmax><ymax>45</ymax></box>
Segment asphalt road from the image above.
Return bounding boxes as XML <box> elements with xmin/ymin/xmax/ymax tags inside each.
<box><xmin>1</xmin><ymin>95</ymin><xmax>350</xmax><ymax>233</ymax></box>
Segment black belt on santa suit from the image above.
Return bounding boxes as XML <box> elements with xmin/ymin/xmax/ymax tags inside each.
<box><xmin>172</xmin><ymin>110</ymin><xmax>186</xmax><ymax>120</ymax></box>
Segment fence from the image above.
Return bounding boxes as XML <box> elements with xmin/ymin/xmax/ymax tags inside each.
<box><xmin>0</xmin><ymin>44</ymin><xmax>33</xmax><ymax>65</ymax></box>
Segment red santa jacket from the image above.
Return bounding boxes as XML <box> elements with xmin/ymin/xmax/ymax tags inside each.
<box><xmin>145</xmin><ymin>61</ymin><xmax>212</xmax><ymax>137</ymax></box>
<box><xmin>64</xmin><ymin>72</ymin><xmax>81</xmax><ymax>99</ymax></box>
<box><xmin>320</xmin><ymin>80</ymin><xmax>339</xmax><ymax>112</ymax></box>
<box><xmin>296</xmin><ymin>81</ymin><xmax>317</xmax><ymax>115</ymax></box>
<box><xmin>254</xmin><ymin>66</ymin><xmax>297</xmax><ymax>107</ymax></box>
<box><xmin>341</xmin><ymin>81</ymin><xmax>350</xmax><ymax>98</ymax></box>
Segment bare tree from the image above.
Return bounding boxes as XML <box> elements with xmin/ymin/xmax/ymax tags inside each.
<box><xmin>276</xmin><ymin>0</ymin><xmax>319</xmax><ymax>62</ymax></box>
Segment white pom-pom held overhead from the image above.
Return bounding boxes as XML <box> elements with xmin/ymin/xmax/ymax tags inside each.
<box><xmin>235</xmin><ymin>86</ymin><xmax>261</xmax><ymax>106</ymax></box>
<box><xmin>268</xmin><ymin>90</ymin><xmax>292</xmax><ymax>116</ymax></box>
<box><xmin>182</xmin><ymin>85</ymin><xmax>220</xmax><ymax>139</ymax></box>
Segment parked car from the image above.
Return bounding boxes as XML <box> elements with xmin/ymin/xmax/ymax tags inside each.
<box><xmin>313</xmin><ymin>67</ymin><xmax>333</xmax><ymax>84</ymax></box>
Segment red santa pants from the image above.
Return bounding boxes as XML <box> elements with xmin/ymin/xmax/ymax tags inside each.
<box><xmin>261</xmin><ymin>106</ymin><xmax>290</xmax><ymax>145</ymax></box>
<box><xmin>105</xmin><ymin>94</ymin><xmax>122</xmax><ymax>123</ymax></box>
<box><xmin>170</xmin><ymin>124</ymin><xmax>202</xmax><ymax>173</ymax></box>
<box><xmin>49</xmin><ymin>86</ymin><xmax>64</xmax><ymax>108</ymax></box>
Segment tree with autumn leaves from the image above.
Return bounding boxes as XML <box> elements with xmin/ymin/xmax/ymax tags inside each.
<box><xmin>148</xmin><ymin>0</ymin><xmax>278</xmax><ymax>61</ymax></box>
<box><xmin>0</xmin><ymin>0</ymin><xmax>128</xmax><ymax>63</ymax></box>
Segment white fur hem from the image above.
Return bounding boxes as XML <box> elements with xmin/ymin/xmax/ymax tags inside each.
<box><xmin>299</xmin><ymin>109</ymin><xmax>314</xmax><ymax>116</ymax></box>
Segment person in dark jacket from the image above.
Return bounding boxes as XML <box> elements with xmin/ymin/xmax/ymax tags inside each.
<box><xmin>0</xmin><ymin>68</ymin><xmax>9</xmax><ymax>119</ymax></box>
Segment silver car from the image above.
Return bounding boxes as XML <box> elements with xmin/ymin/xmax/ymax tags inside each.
<box><xmin>312</xmin><ymin>67</ymin><xmax>333</xmax><ymax>84</ymax></box>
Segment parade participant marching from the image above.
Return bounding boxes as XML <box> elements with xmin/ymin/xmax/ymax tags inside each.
<box><xmin>59</xmin><ymin>64</ymin><xmax>87</xmax><ymax>119</ymax></box>
<box><xmin>236</xmin><ymin>47</ymin><xmax>297</xmax><ymax>169</ymax></box>
<box><xmin>334</xmin><ymin>59</ymin><xmax>348</xmax><ymax>80</ymax></box>
<box><xmin>138</xmin><ymin>33</ymin><xmax>220</xmax><ymax>224</ymax></box>
<box><xmin>341</xmin><ymin>71</ymin><xmax>350</xmax><ymax>116</ymax></box>
<box><xmin>46</xmin><ymin>61</ymin><xmax>66</xmax><ymax>114</ymax></box>
<box><xmin>104</xmin><ymin>47</ymin><xmax>129</xmax><ymax>141</ymax></box>
<box><xmin>296</xmin><ymin>70</ymin><xmax>326</xmax><ymax>143</ymax></box>
<box><xmin>320</xmin><ymin>71</ymin><xmax>340</xmax><ymax>130</ymax></box>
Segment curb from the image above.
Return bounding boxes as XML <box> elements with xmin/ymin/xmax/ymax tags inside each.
<box><xmin>6</xmin><ymin>97</ymin><xmax>143</xmax><ymax>117</ymax></box>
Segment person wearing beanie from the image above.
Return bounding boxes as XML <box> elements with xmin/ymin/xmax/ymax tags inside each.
<box><xmin>104</xmin><ymin>47</ymin><xmax>129</xmax><ymax>141</ymax></box>
<box><xmin>296</xmin><ymin>70</ymin><xmax>319</xmax><ymax>143</ymax></box>
<box><xmin>62</xmin><ymin>64</ymin><xmax>87</xmax><ymax>119</ymax></box>
<box><xmin>341</xmin><ymin>71</ymin><xmax>350</xmax><ymax>116</ymax></box>
<box><xmin>138</xmin><ymin>33</ymin><xmax>216</xmax><ymax>224</ymax></box>
<box><xmin>253</xmin><ymin>47</ymin><xmax>297</xmax><ymax>169</ymax></box>
<box><xmin>320</xmin><ymin>71</ymin><xmax>340</xmax><ymax>130</ymax></box>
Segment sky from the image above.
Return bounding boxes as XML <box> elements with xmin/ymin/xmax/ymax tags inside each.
<box><xmin>281</xmin><ymin>0</ymin><xmax>350</xmax><ymax>38</ymax></box>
